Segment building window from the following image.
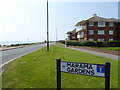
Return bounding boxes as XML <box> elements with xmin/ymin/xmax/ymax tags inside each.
<box><xmin>89</xmin><ymin>30</ymin><xmax>94</xmax><ymax>35</ymax></box>
<box><xmin>89</xmin><ymin>22</ymin><xmax>94</xmax><ymax>26</ymax></box>
<box><xmin>89</xmin><ymin>39</ymin><xmax>93</xmax><ymax>41</ymax></box>
<box><xmin>109</xmin><ymin>22</ymin><xmax>114</xmax><ymax>26</ymax></box>
<box><xmin>109</xmin><ymin>30</ymin><xmax>113</xmax><ymax>35</ymax></box>
<box><xmin>98</xmin><ymin>39</ymin><xmax>104</xmax><ymax>41</ymax></box>
<box><xmin>109</xmin><ymin>39</ymin><xmax>113</xmax><ymax>41</ymax></box>
<box><xmin>98</xmin><ymin>22</ymin><xmax>105</xmax><ymax>27</ymax></box>
<box><xmin>98</xmin><ymin>30</ymin><xmax>104</xmax><ymax>35</ymax></box>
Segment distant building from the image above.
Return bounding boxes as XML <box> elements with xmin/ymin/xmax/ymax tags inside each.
<box><xmin>67</xmin><ymin>14</ymin><xmax>120</xmax><ymax>42</ymax></box>
<box><xmin>66</xmin><ymin>29</ymin><xmax>77</xmax><ymax>40</ymax></box>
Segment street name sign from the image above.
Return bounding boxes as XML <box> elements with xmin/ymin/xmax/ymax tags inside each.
<box><xmin>61</xmin><ymin>61</ymin><xmax>105</xmax><ymax>77</ymax></box>
<box><xmin>56</xmin><ymin>59</ymin><xmax>110</xmax><ymax>90</ymax></box>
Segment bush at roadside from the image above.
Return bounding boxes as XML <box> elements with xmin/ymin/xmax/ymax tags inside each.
<box><xmin>81</xmin><ymin>41</ymin><xmax>97</xmax><ymax>46</ymax></box>
<box><xmin>65</xmin><ymin>40</ymin><xmax>120</xmax><ymax>47</ymax></box>
<box><xmin>66</xmin><ymin>40</ymin><xmax>82</xmax><ymax>46</ymax></box>
<box><xmin>96</xmin><ymin>41</ymin><xmax>107</xmax><ymax>47</ymax></box>
<box><xmin>107</xmin><ymin>41</ymin><xmax>120</xmax><ymax>47</ymax></box>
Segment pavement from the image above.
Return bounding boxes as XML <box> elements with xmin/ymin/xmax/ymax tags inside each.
<box><xmin>55</xmin><ymin>45</ymin><xmax>119</xmax><ymax>61</ymax></box>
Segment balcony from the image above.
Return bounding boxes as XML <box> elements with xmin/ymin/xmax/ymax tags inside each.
<box><xmin>76</xmin><ymin>26</ymin><xmax>86</xmax><ymax>32</ymax></box>
<box><xmin>67</xmin><ymin>34</ymin><xmax>70</xmax><ymax>36</ymax></box>
<box><xmin>77</xmin><ymin>35</ymin><xmax>80</xmax><ymax>38</ymax></box>
<box><xmin>77</xmin><ymin>34</ymin><xmax>84</xmax><ymax>38</ymax></box>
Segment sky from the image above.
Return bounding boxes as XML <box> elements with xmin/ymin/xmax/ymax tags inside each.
<box><xmin>0</xmin><ymin>0</ymin><xmax>119</xmax><ymax>42</ymax></box>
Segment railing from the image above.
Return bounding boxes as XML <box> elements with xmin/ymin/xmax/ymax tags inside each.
<box><xmin>67</xmin><ymin>34</ymin><xmax>70</xmax><ymax>36</ymax></box>
<box><xmin>76</xmin><ymin>26</ymin><xmax>86</xmax><ymax>32</ymax></box>
<box><xmin>77</xmin><ymin>35</ymin><xmax>80</xmax><ymax>38</ymax></box>
<box><xmin>77</xmin><ymin>34</ymin><xmax>84</xmax><ymax>38</ymax></box>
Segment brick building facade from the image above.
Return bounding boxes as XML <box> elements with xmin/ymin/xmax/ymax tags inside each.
<box><xmin>67</xmin><ymin>14</ymin><xmax>120</xmax><ymax>42</ymax></box>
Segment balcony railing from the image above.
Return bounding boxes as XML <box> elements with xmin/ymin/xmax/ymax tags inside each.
<box><xmin>67</xmin><ymin>34</ymin><xmax>70</xmax><ymax>36</ymax></box>
<box><xmin>76</xmin><ymin>26</ymin><xmax>86</xmax><ymax>32</ymax></box>
<box><xmin>77</xmin><ymin>34</ymin><xmax>84</xmax><ymax>38</ymax></box>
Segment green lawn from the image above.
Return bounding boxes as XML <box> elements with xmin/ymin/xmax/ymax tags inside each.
<box><xmin>56</xmin><ymin>42</ymin><xmax>65</xmax><ymax>46</ymax></box>
<box><xmin>94</xmin><ymin>47</ymin><xmax>120</xmax><ymax>51</ymax></box>
<box><xmin>2</xmin><ymin>46</ymin><xmax>118</xmax><ymax>88</ymax></box>
<box><xmin>57</xmin><ymin>42</ymin><xmax>119</xmax><ymax>51</ymax></box>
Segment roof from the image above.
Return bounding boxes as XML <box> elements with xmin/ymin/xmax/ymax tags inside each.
<box><xmin>75</xmin><ymin>14</ymin><xmax>120</xmax><ymax>26</ymax></box>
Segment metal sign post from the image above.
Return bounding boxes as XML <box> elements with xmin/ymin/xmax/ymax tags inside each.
<box><xmin>56</xmin><ymin>59</ymin><xmax>110</xmax><ymax>90</ymax></box>
<box><xmin>105</xmin><ymin>62</ymin><xmax>110</xmax><ymax>90</ymax></box>
<box><xmin>56</xmin><ymin>59</ymin><xmax>61</xmax><ymax>90</ymax></box>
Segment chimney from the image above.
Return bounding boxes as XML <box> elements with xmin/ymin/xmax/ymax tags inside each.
<box><xmin>93</xmin><ymin>14</ymin><xmax>97</xmax><ymax>17</ymax></box>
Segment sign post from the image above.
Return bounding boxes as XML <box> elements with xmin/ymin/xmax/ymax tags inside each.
<box><xmin>56</xmin><ymin>59</ymin><xmax>61</xmax><ymax>90</ymax></box>
<box><xmin>105</xmin><ymin>62</ymin><xmax>110</xmax><ymax>90</ymax></box>
<box><xmin>56</xmin><ymin>59</ymin><xmax>110</xmax><ymax>89</ymax></box>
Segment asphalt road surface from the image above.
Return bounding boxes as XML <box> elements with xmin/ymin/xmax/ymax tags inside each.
<box><xmin>0</xmin><ymin>43</ymin><xmax>52</xmax><ymax>74</ymax></box>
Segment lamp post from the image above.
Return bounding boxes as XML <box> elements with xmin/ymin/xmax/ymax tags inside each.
<box><xmin>56</xmin><ymin>28</ymin><xmax>57</xmax><ymax>44</ymax></box>
<box><xmin>47</xmin><ymin>0</ymin><xmax>49</xmax><ymax>51</ymax></box>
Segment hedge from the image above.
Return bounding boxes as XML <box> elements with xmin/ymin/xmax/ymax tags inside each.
<box><xmin>96</xmin><ymin>41</ymin><xmax>107</xmax><ymax>47</ymax></box>
<box><xmin>65</xmin><ymin>40</ymin><xmax>120</xmax><ymax>47</ymax></box>
<box><xmin>66</xmin><ymin>40</ymin><xmax>82</xmax><ymax>46</ymax></box>
<box><xmin>106</xmin><ymin>41</ymin><xmax>120</xmax><ymax>47</ymax></box>
<box><xmin>58</xmin><ymin>40</ymin><xmax>65</xmax><ymax>44</ymax></box>
<box><xmin>81</xmin><ymin>41</ymin><xmax>97</xmax><ymax>46</ymax></box>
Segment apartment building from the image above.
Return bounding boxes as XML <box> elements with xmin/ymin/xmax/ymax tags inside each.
<box><xmin>66</xmin><ymin>29</ymin><xmax>77</xmax><ymax>40</ymax></box>
<box><xmin>68</xmin><ymin>14</ymin><xmax>120</xmax><ymax>42</ymax></box>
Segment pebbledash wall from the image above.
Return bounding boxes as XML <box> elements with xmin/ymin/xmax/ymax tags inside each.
<box><xmin>66</xmin><ymin>14</ymin><xmax>120</xmax><ymax>42</ymax></box>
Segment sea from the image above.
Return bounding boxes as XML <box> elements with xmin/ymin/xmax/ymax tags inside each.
<box><xmin>0</xmin><ymin>41</ymin><xmax>41</xmax><ymax>46</ymax></box>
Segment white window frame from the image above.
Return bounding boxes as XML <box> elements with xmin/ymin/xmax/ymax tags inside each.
<box><xmin>89</xmin><ymin>39</ymin><xmax>94</xmax><ymax>41</ymax></box>
<box><xmin>109</xmin><ymin>30</ymin><xmax>113</xmax><ymax>35</ymax></box>
<box><xmin>98</xmin><ymin>39</ymin><xmax>104</xmax><ymax>41</ymax></box>
<box><xmin>109</xmin><ymin>39</ymin><xmax>113</xmax><ymax>41</ymax></box>
<box><xmin>109</xmin><ymin>22</ymin><xmax>114</xmax><ymax>27</ymax></box>
<box><xmin>89</xmin><ymin>22</ymin><xmax>94</xmax><ymax>26</ymax></box>
<box><xmin>98</xmin><ymin>22</ymin><xmax>105</xmax><ymax>27</ymax></box>
<box><xmin>98</xmin><ymin>30</ymin><xmax>104</xmax><ymax>35</ymax></box>
<box><xmin>89</xmin><ymin>30</ymin><xmax>94</xmax><ymax>35</ymax></box>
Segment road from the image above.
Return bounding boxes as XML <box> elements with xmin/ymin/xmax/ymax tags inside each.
<box><xmin>0</xmin><ymin>43</ymin><xmax>51</xmax><ymax>74</ymax></box>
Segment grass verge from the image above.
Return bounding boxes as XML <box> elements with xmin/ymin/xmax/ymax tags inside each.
<box><xmin>93</xmin><ymin>47</ymin><xmax>120</xmax><ymax>51</ymax></box>
<box><xmin>56</xmin><ymin>42</ymin><xmax>65</xmax><ymax>46</ymax></box>
<box><xmin>2</xmin><ymin>46</ymin><xmax>118</xmax><ymax>88</ymax></box>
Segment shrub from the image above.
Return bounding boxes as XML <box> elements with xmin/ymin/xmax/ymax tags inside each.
<box><xmin>107</xmin><ymin>41</ymin><xmax>120</xmax><ymax>47</ymax></box>
<box><xmin>66</xmin><ymin>40</ymin><xmax>82</xmax><ymax>46</ymax></box>
<box><xmin>96</xmin><ymin>41</ymin><xmax>107</xmax><ymax>47</ymax></box>
<box><xmin>81</xmin><ymin>41</ymin><xmax>97</xmax><ymax>46</ymax></box>
<box><xmin>10</xmin><ymin>44</ymin><xmax>20</xmax><ymax>47</ymax></box>
<box><xmin>58</xmin><ymin>40</ymin><xmax>65</xmax><ymax>44</ymax></box>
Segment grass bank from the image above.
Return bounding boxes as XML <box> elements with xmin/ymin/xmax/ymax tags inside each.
<box><xmin>2</xmin><ymin>46</ymin><xmax>118</xmax><ymax>88</ymax></box>
<box><xmin>57</xmin><ymin>42</ymin><xmax>119</xmax><ymax>51</ymax></box>
<box><xmin>93</xmin><ymin>47</ymin><xmax>120</xmax><ymax>51</ymax></box>
<box><xmin>56</xmin><ymin>42</ymin><xmax>65</xmax><ymax>46</ymax></box>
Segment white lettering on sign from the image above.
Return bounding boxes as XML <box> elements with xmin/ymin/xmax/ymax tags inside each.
<box><xmin>61</xmin><ymin>61</ymin><xmax>105</xmax><ymax>77</ymax></box>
